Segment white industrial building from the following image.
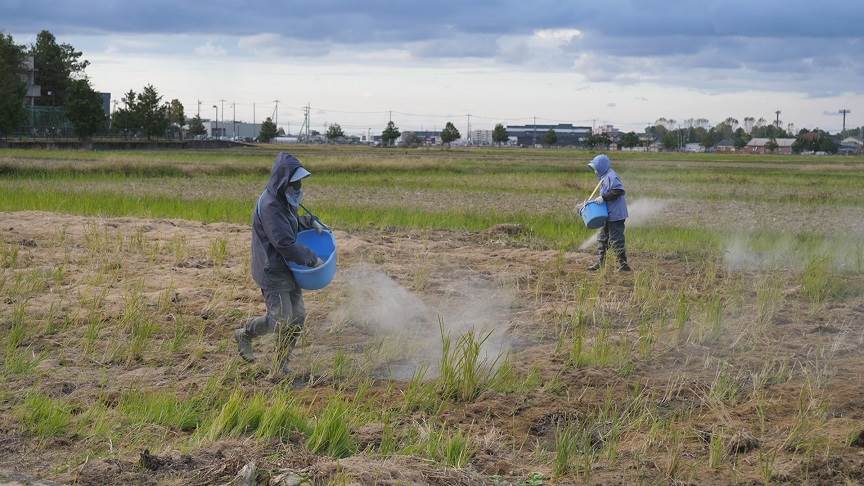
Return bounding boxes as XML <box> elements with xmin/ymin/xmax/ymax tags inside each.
<box><xmin>205</xmin><ymin>120</ymin><xmax>262</xmax><ymax>140</ymax></box>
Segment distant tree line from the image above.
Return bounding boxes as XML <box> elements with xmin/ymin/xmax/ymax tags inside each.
<box><xmin>0</xmin><ymin>29</ymin><xmax>192</xmax><ymax>141</ymax></box>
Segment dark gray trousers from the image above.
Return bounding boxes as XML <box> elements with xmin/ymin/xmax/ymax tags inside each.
<box><xmin>597</xmin><ymin>219</ymin><xmax>627</xmax><ymax>265</ymax></box>
<box><xmin>244</xmin><ymin>287</ymin><xmax>306</xmax><ymax>359</ymax></box>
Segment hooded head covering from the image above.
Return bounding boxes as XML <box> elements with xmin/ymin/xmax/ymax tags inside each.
<box><xmin>266</xmin><ymin>152</ymin><xmax>311</xmax><ymax>199</ymax></box>
<box><xmin>588</xmin><ymin>154</ymin><xmax>611</xmax><ymax>178</ymax></box>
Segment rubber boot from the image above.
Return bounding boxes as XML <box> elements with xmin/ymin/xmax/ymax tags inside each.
<box><xmin>588</xmin><ymin>247</ymin><xmax>606</xmax><ymax>271</ymax></box>
<box><xmin>617</xmin><ymin>250</ymin><xmax>632</xmax><ymax>272</ymax></box>
<box><xmin>587</xmin><ymin>260</ymin><xmax>604</xmax><ymax>271</ymax></box>
<box><xmin>275</xmin><ymin>325</ymin><xmax>301</xmax><ymax>376</ymax></box>
<box><xmin>234</xmin><ymin>328</ymin><xmax>255</xmax><ymax>362</ymax></box>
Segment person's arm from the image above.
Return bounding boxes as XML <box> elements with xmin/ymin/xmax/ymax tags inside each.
<box><xmin>602</xmin><ymin>188</ymin><xmax>625</xmax><ymax>202</ymax></box>
<box><xmin>260</xmin><ymin>206</ymin><xmax>318</xmax><ymax>266</ymax></box>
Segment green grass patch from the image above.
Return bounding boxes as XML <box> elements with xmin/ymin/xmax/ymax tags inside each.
<box><xmin>17</xmin><ymin>392</ymin><xmax>73</xmax><ymax>438</ymax></box>
<box><xmin>305</xmin><ymin>397</ymin><xmax>356</xmax><ymax>458</ymax></box>
<box><xmin>119</xmin><ymin>389</ymin><xmax>204</xmax><ymax>431</ymax></box>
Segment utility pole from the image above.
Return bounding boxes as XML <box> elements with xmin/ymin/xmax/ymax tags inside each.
<box><xmin>231</xmin><ymin>101</ymin><xmax>236</xmax><ymax>139</ymax></box>
<box><xmin>774</xmin><ymin>110</ymin><xmax>781</xmax><ymax>128</ymax></box>
<box><xmin>219</xmin><ymin>99</ymin><xmax>225</xmax><ymax>127</ymax></box>
<box><xmin>196</xmin><ymin>99</ymin><xmax>201</xmax><ymax>117</ymax></box>
<box><xmin>389</xmin><ymin>110</ymin><xmax>392</xmax><ymax>123</ymax></box>
<box><xmin>273</xmin><ymin>100</ymin><xmax>280</xmax><ymax>128</ymax></box>
<box><xmin>253</xmin><ymin>102</ymin><xmax>256</xmax><ymax>125</ymax></box>
<box><xmin>839</xmin><ymin>109</ymin><xmax>851</xmax><ymax>133</ymax></box>
<box><xmin>212</xmin><ymin>105</ymin><xmax>218</xmax><ymax>138</ymax></box>
<box><xmin>466</xmin><ymin>113</ymin><xmax>471</xmax><ymax>145</ymax></box>
<box><xmin>533</xmin><ymin>116</ymin><xmax>537</xmax><ymax>147</ymax></box>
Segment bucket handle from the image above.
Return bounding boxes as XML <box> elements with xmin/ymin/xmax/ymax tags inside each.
<box><xmin>582</xmin><ymin>180</ymin><xmax>603</xmax><ymax>206</ymax></box>
<box><xmin>299</xmin><ymin>203</ymin><xmax>331</xmax><ymax>231</ymax></box>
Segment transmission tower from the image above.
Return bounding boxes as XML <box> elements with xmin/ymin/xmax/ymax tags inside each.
<box><xmin>840</xmin><ymin>109</ymin><xmax>851</xmax><ymax>133</ymax></box>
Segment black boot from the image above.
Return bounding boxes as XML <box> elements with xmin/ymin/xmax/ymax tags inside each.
<box><xmin>234</xmin><ymin>328</ymin><xmax>255</xmax><ymax>362</ymax></box>
<box><xmin>275</xmin><ymin>325</ymin><xmax>301</xmax><ymax>376</ymax></box>
<box><xmin>617</xmin><ymin>250</ymin><xmax>632</xmax><ymax>272</ymax></box>
<box><xmin>588</xmin><ymin>260</ymin><xmax>604</xmax><ymax>271</ymax></box>
<box><xmin>589</xmin><ymin>246</ymin><xmax>607</xmax><ymax>271</ymax></box>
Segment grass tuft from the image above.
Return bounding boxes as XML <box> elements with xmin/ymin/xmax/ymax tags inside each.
<box><xmin>305</xmin><ymin>396</ymin><xmax>356</xmax><ymax>458</ymax></box>
<box><xmin>17</xmin><ymin>392</ymin><xmax>72</xmax><ymax>438</ymax></box>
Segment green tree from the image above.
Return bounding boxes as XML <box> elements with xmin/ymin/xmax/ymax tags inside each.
<box><xmin>543</xmin><ymin>128</ymin><xmax>557</xmax><ymax>146</ymax></box>
<box><xmin>382</xmin><ymin>120</ymin><xmax>400</xmax><ymax>147</ymax></box>
<box><xmin>166</xmin><ymin>99</ymin><xmax>185</xmax><ymax>139</ymax></box>
<box><xmin>440</xmin><ymin>121</ymin><xmax>461</xmax><ymax>147</ymax></box>
<box><xmin>733</xmin><ymin>128</ymin><xmax>750</xmax><ymax>149</ymax></box>
<box><xmin>765</xmin><ymin>138</ymin><xmax>779</xmax><ymax>153</ymax></box>
<box><xmin>492</xmin><ymin>123</ymin><xmax>508</xmax><ymax>146</ymax></box>
<box><xmin>0</xmin><ymin>33</ymin><xmax>27</xmax><ymax>138</ymax></box>
<box><xmin>258</xmin><ymin>117</ymin><xmax>277</xmax><ymax>142</ymax></box>
<box><xmin>326</xmin><ymin>123</ymin><xmax>345</xmax><ymax>141</ymax></box>
<box><xmin>400</xmin><ymin>131</ymin><xmax>421</xmax><ymax>147</ymax></box>
<box><xmin>621</xmin><ymin>131</ymin><xmax>640</xmax><ymax>148</ymax></box>
<box><xmin>701</xmin><ymin>129</ymin><xmax>717</xmax><ymax>149</ymax></box>
<box><xmin>111</xmin><ymin>89</ymin><xmax>139</xmax><ymax>136</ymax></box>
<box><xmin>661</xmin><ymin>131</ymin><xmax>677</xmax><ymax>150</ymax></box>
<box><xmin>135</xmin><ymin>84</ymin><xmax>168</xmax><ymax>139</ymax></box>
<box><xmin>31</xmin><ymin>30</ymin><xmax>89</xmax><ymax>107</ymax></box>
<box><xmin>187</xmin><ymin>114</ymin><xmax>206</xmax><ymax>137</ymax></box>
<box><xmin>64</xmin><ymin>78</ymin><xmax>105</xmax><ymax>140</ymax></box>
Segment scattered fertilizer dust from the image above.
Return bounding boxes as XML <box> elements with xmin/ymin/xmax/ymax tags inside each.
<box><xmin>724</xmin><ymin>235</ymin><xmax>864</xmax><ymax>273</ymax></box>
<box><xmin>578</xmin><ymin>198</ymin><xmax>670</xmax><ymax>250</ymax></box>
<box><xmin>331</xmin><ymin>264</ymin><xmax>513</xmax><ymax>379</ymax></box>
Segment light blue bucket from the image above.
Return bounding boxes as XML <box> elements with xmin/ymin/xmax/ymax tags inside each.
<box><xmin>288</xmin><ymin>230</ymin><xmax>337</xmax><ymax>290</ymax></box>
<box><xmin>580</xmin><ymin>201</ymin><xmax>608</xmax><ymax>229</ymax></box>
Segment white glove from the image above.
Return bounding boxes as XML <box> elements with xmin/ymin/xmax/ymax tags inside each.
<box><xmin>593</xmin><ymin>196</ymin><xmax>604</xmax><ymax>204</ymax></box>
<box><xmin>314</xmin><ymin>257</ymin><xmax>325</xmax><ymax>267</ymax></box>
<box><xmin>312</xmin><ymin>220</ymin><xmax>325</xmax><ymax>234</ymax></box>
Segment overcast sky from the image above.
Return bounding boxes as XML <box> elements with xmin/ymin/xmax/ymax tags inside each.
<box><xmin>3</xmin><ymin>0</ymin><xmax>864</xmax><ymax>134</ymax></box>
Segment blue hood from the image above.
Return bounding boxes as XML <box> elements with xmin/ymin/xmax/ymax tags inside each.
<box><xmin>588</xmin><ymin>154</ymin><xmax>611</xmax><ymax>178</ymax></box>
<box><xmin>266</xmin><ymin>152</ymin><xmax>307</xmax><ymax>199</ymax></box>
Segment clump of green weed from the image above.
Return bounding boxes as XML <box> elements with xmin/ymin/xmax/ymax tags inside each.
<box><xmin>209</xmin><ymin>238</ymin><xmax>228</xmax><ymax>267</ymax></box>
<box><xmin>306</xmin><ymin>397</ymin><xmax>356</xmax><ymax>458</ymax></box>
<box><xmin>552</xmin><ymin>423</ymin><xmax>597</xmax><ymax>479</ymax></box>
<box><xmin>206</xmin><ymin>390</ymin><xmax>267</xmax><ymax>440</ymax></box>
<box><xmin>119</xmin><ymin>389</ymin><xmax>203</xmax><ymax>431</ymax></box>
<box><xmin>405</xmin><ymin>422</ymin><xmax>474</xmax><ymax>468</ymax></box>
<box><xmin>802</xmin><ymin>256</ymin><xmax>837</xmax><ymax>303</ymax></box>
<box><xmin>17</xmin><ymin>392</ymin><xmax>72</xmax><ymax>438</ymax></box>
<box><xmin>256</xmin><ymin>391</ymin><xmax>310</xmax><ymax>440</ymax></box>
<box><xmin>436</xmin><ymin>319</ymin><xmax>504</xmax><ymax>402</ymax></box>
<box><xmin>401</xmin><ymin>366</ymin><xmax>440</xmax><ymax>413</ymax></box>
<box><xmin>1</xmin><ymin>241</ymin><xmax>20</xmax><ymax>268</ymax></box>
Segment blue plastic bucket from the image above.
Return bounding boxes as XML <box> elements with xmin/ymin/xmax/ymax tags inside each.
<box><xmin>580</xmin><ymin>201</ymin><xmax>609</xmax><ymax>229</ymax></box>
<box><xmin>288</xmin><ymin>230</ymin><xmax>337</xmax><ymax>290</ymax></box>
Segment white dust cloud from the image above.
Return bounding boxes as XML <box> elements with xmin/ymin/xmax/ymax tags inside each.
<box><xmin>331</xmin><ymin>264</ymin><xmax>513</xmax><ymax>379</ymax></box>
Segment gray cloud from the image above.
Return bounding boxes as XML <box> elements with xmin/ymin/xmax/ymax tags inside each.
<box><xmin>3</xmin><ymin>0</ymin><xmax>864</xmax><ymax>95</ymax></box>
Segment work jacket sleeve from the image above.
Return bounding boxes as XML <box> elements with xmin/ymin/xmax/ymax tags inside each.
<box><xmin>261</xmin><ymin>208</ymin><xmax>318</xmax><ymax>266</ymax></box>
<box><xmin>297</xmin><ymin>214</ymin><xmax>316</xmax><ymax>231</ymax></box>
<box><xmin>602</xmin><ymin>188</ymin><xmax>625</xmax><ymax>202</ymax></box>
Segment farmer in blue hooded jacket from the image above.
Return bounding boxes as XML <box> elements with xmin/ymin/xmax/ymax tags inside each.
<box><xmin>235</xmin><ymin>152</ymin><xmax>326</xmax><ymax>374</ymax></box>
<box><xmin>586</xmin><ymin>154</ymin><xmax>631</xmax><ymax>271</ymax></box>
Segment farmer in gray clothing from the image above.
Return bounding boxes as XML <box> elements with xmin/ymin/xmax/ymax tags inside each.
<box><xmin>235</xmin><ymin>152</ymin><xmax>325</xmax><ymax>374</ymax></box>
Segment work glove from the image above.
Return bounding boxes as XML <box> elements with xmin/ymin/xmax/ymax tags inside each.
<box><xmin>593</xmin><ymin>196</ymin><xmax>605</xmax><ymax>204</ymax></box>
<box><xmin>314</xmin><ymin>257</ymin><xmax>325</xmax><ymax>267</ymax></box>
<box><xmin>312</xmin><ymin>220</ymin><xmax>326</xmax><ymax>234</ymax></box>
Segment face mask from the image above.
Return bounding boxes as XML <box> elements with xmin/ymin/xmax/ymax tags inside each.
<box><xmin>285</xmin><ymin>187</ymin><xmax>303</xmax><ymax>208</ymax></box>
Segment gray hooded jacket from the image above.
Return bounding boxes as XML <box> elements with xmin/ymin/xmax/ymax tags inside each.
<box><xmin>251</xmin><ymin>153</ymin><xmax>318</xmax><ymax>290</ymax></box>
